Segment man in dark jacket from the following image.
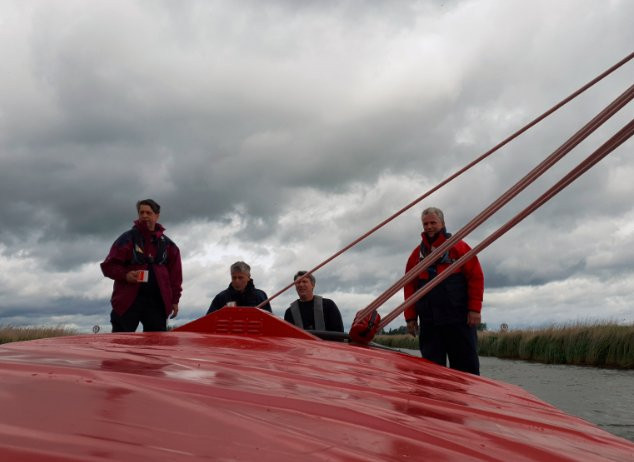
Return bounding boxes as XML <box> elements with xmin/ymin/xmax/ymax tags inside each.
<box><xmin>403</xmin><ymin>207</ymin><xmax>484</xmax><ymax>375</ymax></box>
<box><xmin>284</xmin><ymin>271</ymin><xmax>344</xmax><ymax>332</ymax></box>
<box><xmin>101</xmin><ymin>199</ymin><xmax>182</xmax><ymax>332</ymax></box>
<box><xmin>207</xmin><ymin>261</ymin><xmax>272</xmax><ymax>314</ymax></box>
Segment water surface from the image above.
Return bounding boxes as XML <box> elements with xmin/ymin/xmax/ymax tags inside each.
<box><xmin>480</xmin><ymin>355</ymin><xmax>634</xmax><ymax>442</ymax></box>
<box><xmin>400</xmin><ymin>349</ymin><xmax>634</xmax><ymax>442</ymax></box>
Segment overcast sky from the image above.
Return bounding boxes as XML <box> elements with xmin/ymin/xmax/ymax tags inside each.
<box><xmin>1</xmin><ymin>0</ymin><xmax>632</xmax><ymax>334</ymax></box>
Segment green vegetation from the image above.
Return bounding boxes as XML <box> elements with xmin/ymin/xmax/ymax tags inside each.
<box><xmin>381</xmin><ymin>325</ymin><xmax>409</xmax><ymax>335</ymax></box>
<box><xmin>479</xmin><ymin>323</ymin><xmax>634</xmax><ymax>368</ymax></box>
<box><xmin>0</xmin><ymin>325</ymin><xmax>77</xmax><ymax>345</ymax></box>
<box><xmin>375</xmin><ymin>323</ymin><xmax>634</xmax><ymax>369</ymax></box>
<box><xmin>374</xmin><ymin>333</ymin><xmax>417</xmax><ymax>349</ymax></box>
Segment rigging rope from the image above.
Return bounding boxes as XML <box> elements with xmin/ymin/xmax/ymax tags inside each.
<box><xmin>355</xmin><ymin>83</ymin><xmax>634</xmax><ymax>324</ymax></box>
<box><xmin>256</xmin><ymin>52</ymin><xmax>634</xmax><ymax>311</ymax></box>
<box><xmin>378</xmin><ymin>117</ymin><xmax>634</xmax><ymax>329</ymax></box>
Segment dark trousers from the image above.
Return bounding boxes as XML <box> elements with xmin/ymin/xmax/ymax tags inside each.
<box><xmin>419</xmin><ymin>322</ymin><xmax>480</xmax><ymax>375</ymax></box>
<box><xmin>111</xmin><ymin>295</ymin><xmax>167</xmax><ymax>333</ymax></box>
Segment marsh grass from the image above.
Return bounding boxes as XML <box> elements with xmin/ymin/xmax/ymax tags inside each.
<box><xmin>0</xmin><ymin>325</ymin><xmax>77</xmax><ymax>344</ymax></box>
<box><xmin>375</xmin><ymin>323</ymin><xmax>634</xmax><ymax>369</ymax></box>
<box><xmin>478</xmin><ymin>323</ymin><xmax>633</xmax><ymax>368</ymax></box>
<box><xmin>374</xmin><ymin>334</ymin><xmax>417</xmax><ymax>349</ymax></box>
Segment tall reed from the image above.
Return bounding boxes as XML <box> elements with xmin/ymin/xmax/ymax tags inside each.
<box><xmin>477</xmin><ymin>323</ymin><xmax>633</xmax><ymax>369</ymax></box>
<box><xmin>374</xmin><ymin>334</ymin><xmax>417</xmax><ymax>349</ymax></box>
<box><xmin>0</xmin><ymin>325</ymin><xmax>77</xmax><ymax>344</ymax></box>
<box><xmin>375</xmin><ymin>323</ymin><xmax>634</xmax><ymax>369</ymax></box>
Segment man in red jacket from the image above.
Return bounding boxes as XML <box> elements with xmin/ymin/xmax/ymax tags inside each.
<box><xmin>404</xmin><ymin>207</ymin><xmax>484</xmax><ymax>375</ymax></box>
<box><xmin>101</xmin><ymin>199</ymin><xmax>182</xmax><ymax>332</ymax></box>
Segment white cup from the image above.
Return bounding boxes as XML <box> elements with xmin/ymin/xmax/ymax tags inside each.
<box><xmin>137</xmin><ymin>270</ymin><xmax>149</xmax><ymax>282</ymax></box>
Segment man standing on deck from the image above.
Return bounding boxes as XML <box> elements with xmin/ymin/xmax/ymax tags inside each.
<box><xmin>284</xmin><ymin>271</ymin><xmax>344</xmax><ymax>332</ymax></box>
<box><xmin>403</xmin><ymin>207</ymin><xmax>484</xmax><ymax>375</ymax></box>
<box><xmin>207</xmin><ymin>261</ymin><xmax>272</xmax><ymax>313</ymax></box>
<box><xmin>101</xmin><ymin>199</ymin><xmax>182</xmax><ymax>332</ymax></box>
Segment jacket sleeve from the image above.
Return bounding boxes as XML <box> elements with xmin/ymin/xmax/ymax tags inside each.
<box><xmin>167</xmin><ymin>242</ymin><xmax>183</xmax><ymax>305</ymax></box>
<box><xmin>100</xmin><ymin>232</ymin><xmax>133</xmax><ymax>281</ymax></box>
<box><xmin>456</xmin><ymin>241</ymin><xmax>484</xmax><ymax>313</ymax></box>
<box><xmin>207</xmin><ymin>294</ymin><xmax>223</xmax><ymax>314</ymax></box>
<box><xmin>283</xmin><ymin>307</ymin><xmax>294</xmax><ymax>323</ymax></box>
<box><xmin>325</xmin><ymin>300</ymin><xmax>344</xmax><ymax>333</ymax></box>
<box><xmin>258</xmin><ymin>291</ymin><xmax>273</xmax><ymax>313</ymax></box>
<box><xmin>403</xmin><ymin>247</ymin><xmax>420</xmax><ymax>322</ymax></box>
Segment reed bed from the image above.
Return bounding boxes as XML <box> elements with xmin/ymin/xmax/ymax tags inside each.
<box><xmin>479</xmin><ymin>323</ymin><xmax>633</xmax><ymax>368</ymax></box>
<box><xmin>0</xmin><ymin>325</ymin><xmax>77</xmax><ymax>345</ymax></box>
<box><xmin>374</xmin><ymin>334</ymin><xmax>418</xmax><ymax>350</ymax></box>
<box><xmin>375</xmin><ymin>323</ymin><xmax>634</xmax><ymax>369</ymax></box>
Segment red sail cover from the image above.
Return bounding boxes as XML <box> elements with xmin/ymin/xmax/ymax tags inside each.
<box><xmin>0</xmin><ymin>309</ymin><xmax>632</xmax><ymax>461</ymax></box>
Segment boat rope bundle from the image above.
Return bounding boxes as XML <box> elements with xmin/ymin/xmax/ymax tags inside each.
<box><xmin>255</xmin><ymin>52</ymin><xmax>634</xmax><ymax>343</ymax></box>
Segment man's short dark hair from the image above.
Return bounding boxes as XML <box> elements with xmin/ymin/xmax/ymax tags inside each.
<box><xmin>137</xmin><ymin>199</ymin><xmax>161</xmax><ymax>214</ymax></box>
<box><xmin>294</xmin><ymin>271</ymin><xmax>315</xmax><ymax>285</ymax></box>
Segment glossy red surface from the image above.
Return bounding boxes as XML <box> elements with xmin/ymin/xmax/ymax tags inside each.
<box><xmin>1</xmin><ymin>309</ymin><xmax>632</xmax><ymax>461</ymax></box>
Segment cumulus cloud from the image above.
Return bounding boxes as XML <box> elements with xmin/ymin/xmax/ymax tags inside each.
<box><xmin>1</xmin><ymin>0</ymin><xmax>633</xmax><ymax>332</ymax></box>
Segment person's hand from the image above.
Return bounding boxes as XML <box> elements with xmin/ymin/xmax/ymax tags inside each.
<box><xmin>467</xmin><ymin>311</ymin><xmax>481</xmax><ymax>328</ymax></box>
<box><xmin>170</xmin><ymin>304</ymin><xmax>179</xmax><ymax>319</ymax></box>
<box><xmin>125</xmin><ymin>271</ymin><xmax>140</xmax><ymax>283</ymax></box>
<box><xmin>406</xmin><ymin>320</ymin><xmax>419</xmax><ymax>337</ymax></box>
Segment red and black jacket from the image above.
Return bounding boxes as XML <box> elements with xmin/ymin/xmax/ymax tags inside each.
<box><xmin>101</xmin><ymin>220</ymin><xmax>182</xmax><ymax>317</ymax></box>
<box><xmin>403</xmin><ymin>231</ymin><xmax>484</xmax><ymax>325</ymax></box>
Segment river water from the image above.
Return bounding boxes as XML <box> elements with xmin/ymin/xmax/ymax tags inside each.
<box><xmin>480</xmin><ymin>356</ymin><xmax>634</xmax><ymax>443</ymax></box>
<box><xmin>400</xmin><ymin>350</ymin><xmax>634</xmax><ymax>442</ymax></box>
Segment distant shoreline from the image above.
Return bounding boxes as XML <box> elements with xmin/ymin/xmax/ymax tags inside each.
<box><xmin>3</xmin><ymin>323</ymin><xmax>633</xmax><ymax>369</ymax></box>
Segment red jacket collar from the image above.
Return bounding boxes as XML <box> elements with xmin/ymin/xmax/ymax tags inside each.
<box><xmin>420</xmin><ymin>229</ymin><xmax>448</xmax><ymax>250</ymax></box>
<box><xmin>133</xmin><ymin>220</ymin><xmax>165</xmax><ymax>237</ymax></box>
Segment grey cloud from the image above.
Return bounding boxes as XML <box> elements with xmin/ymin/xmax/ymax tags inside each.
<box><xmin>1</xmin><ymin>0</ymin><xmax>633</xmax><ymax>331</ymax></box>
<box><xmin>0</xmin><ymin>297</ymin><xmax>106</xmax><ymax>321</ymax></box>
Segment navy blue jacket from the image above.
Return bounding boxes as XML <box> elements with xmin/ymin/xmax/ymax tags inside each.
<box><xmin>207</xmin><ymin>279</ymin><xmax>272</xmax><ymax>314</ymax></box>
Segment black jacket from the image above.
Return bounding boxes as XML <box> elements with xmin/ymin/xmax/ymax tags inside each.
<box><xmin>207</xmin><ymin>279</ymin><xmax>272</xmax><ymax>314</ymax></box>
<box><xmin>416</xmin><ymin>273</ymin><xmax>469</xmax><ymax>325</ymax></box>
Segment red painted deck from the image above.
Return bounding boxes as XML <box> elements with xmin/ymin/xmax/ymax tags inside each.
<box><xmin>1</xmin><ymin>308</ymin><xmax>632</xmax><ymax>461</ymax></box>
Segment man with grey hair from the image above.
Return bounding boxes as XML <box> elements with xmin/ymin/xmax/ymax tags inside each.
<box><xmin>403</xmin><ymin>207</ymin><xmax>484</xmax><ymax>375</ymax></box>
<box><xmin>207</xmin><ymin>261</ymin><xmax>272</xmax><ymax>314</ymax></box>
<box><xmin>284</xmin><ymin>271</ymin><xmax>344</xmax><ymax>332</ymax></box>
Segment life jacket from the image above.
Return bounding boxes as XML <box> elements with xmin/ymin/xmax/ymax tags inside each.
<box><xmin>416</xmin><ymin>232</ymin><xmax>469</xmax><ymax>324</ymax></box>
<box><xmin>289</xmin><ymin>296</ymin><xmax>325</xmax><ymax>330</ymax></box>
<box><xmin>419</xmin><ymin>231</ymin><xmax>456</xmax><ymax>279</ymax></box>
<box><xmin>130</xmin><ymin>228</ymin><xmax>169</xmax><ymax>265</ymax></box>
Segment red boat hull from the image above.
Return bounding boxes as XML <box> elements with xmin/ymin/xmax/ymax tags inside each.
<box><xmin>1</xmin><ymin>309</ymin><xmax>632</xmax><ymax>461</ymax></box>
